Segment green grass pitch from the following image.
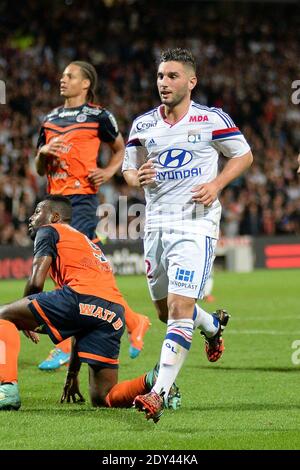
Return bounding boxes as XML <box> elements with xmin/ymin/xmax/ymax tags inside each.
<box><xmin>0</xmin><ymin>270</ymin><xmax>299</xmax><ymax>450</ymax></box>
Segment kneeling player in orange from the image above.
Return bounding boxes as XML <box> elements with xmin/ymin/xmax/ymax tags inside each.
<box><xmin>0</xmin><ymin>196</ymin><xmax>171</xmax><ymax>411</ymax></box>
<box><xmin>35</xmin><ymin>60</ymin><xmax>150</xmax><ymax>369</ymax></box>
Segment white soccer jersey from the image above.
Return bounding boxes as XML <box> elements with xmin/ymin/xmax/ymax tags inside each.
<box><xmin>123</xmin><ymin>101</ymin><xmax>251</xmax><ymax>237</ymax></box>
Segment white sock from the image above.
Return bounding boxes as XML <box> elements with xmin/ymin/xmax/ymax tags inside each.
<box><xmin>153</xmin><ymin>318</ymin><xmax>194</xmax><ymax>398</ymax></box>
<box><xmin>192</xmin><ymin>304</ymin><xmax>219</xmax><ymax>338</ymax></box>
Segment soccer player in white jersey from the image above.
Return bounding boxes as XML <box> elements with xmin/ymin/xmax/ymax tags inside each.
<box><xmin>122</xmin><ymin>48</ymin><xmax>253</xmax><ymax>422</ymax></box>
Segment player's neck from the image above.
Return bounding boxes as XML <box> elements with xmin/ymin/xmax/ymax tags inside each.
<box><xmin>162</xmin><ymin>99</ymin><xmax>191</xmax><ymax>125</ymax></box>
<box><xmin>63</xmin><ymin>96</ymin><xmax>87</xmax><ymax>109</ymax></box>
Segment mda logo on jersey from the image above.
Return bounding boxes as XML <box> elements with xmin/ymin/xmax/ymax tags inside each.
<box><xmin>158</xmin><ymin>149</ymin><xmax>192</xmax><ymax>168</ymax></box>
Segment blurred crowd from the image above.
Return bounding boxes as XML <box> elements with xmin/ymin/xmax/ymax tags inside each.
<box><xmin>0</xmin><ymin>0</ymin><xmax>299</xmax><ymax>245</ymax></box>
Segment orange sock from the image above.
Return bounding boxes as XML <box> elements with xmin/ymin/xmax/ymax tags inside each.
<box><xmin>56</xmin><ymin>337</ymin><xmax>71</xmax><ymax>354</ymax></box>
<box><xmin>0</xmin><ymin>319</ymin><xmax>20</xmax><ymax>383</ymax></box>
<box><xmin>121</xmin><ymin>299</ymin><xmax>142</xmax><ymax>333</ymax></box>
<box><xmin>105</xmin><ymin>374</ymin><xmax>147</xmax><ymax>408</ymax></box>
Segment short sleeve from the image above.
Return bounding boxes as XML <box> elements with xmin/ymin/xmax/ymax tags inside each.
<box><xmin>34</xmin><ymin>226</ymin><xmax>59</xmax><ymax>260</ymax></box>
<box><xmin>210</xmin><ymin>108</ymin><xmax>251</xmax><ymax>158</ymax></box>
<box><xmin>122</xmin><ymin>123</ymin><xmax>147</xmax><ymax>171</ymax></box>
<box><xmin>98</xmin><ymin>109</ymin><xmax>119</xmax><ymax>142</ymax></box>
<box><xmin>36</xmin><ymin>126</ymin><xmax>46</xmax><ymax>149</ymax></box>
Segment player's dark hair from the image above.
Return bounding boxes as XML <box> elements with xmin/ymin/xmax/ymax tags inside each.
<box><xmin>44</xmin><ymin>195</ymin><xmax>72</xmax><ymax>223</ymax></box>
<box><xmin>159</xmin><ymin>48</ymin><xmax>196</xmax><ymax>73</ymax></box>
<box><xmin>71</xmin><ymin>61</ymin><xmax>98</xmax><ymax>102</ymax></box>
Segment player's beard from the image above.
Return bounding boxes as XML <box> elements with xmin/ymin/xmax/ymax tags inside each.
<box><xmin>160</xmin><ymin>90</ymin><xmax>187</xmax><ymax>109</ymax></box>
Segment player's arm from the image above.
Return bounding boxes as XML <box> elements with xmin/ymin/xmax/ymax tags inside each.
<box><xmin>23</xmin><ymin>255</ymin><xmax>52</xmax><ymax>296</ymax></box>
<box><xmin>88</xmin><ymin>133</ymin><xmax>125</xmax><ymax>186</ymax></box>
<box><xmin>24</xmin><ymin>226</ymin><xmax>58</xmax><ymax>296</ymax></box>
<box><xmin>122</xmin><ymin>124</ymin><xmax>152</xmax><ymax>187</ymax></box>
<box><xmin>192</xmin><ymin>150</ymin><xmax>253</xmax><ymax>205</ymax></box>
<box><xmin>61</xmin><ymin>337</ymin><xmax>85</xmax><ymax>404</ymax></box>
<box><xmin>88</xmin><ymin>110</ymin><xmax>125</xmax><ymax>186</ymax></box>
<box><xmin>123</xmin><ymin>169</ymin><xmax>140</xmax><ymax>187</ymax></box>
<box><xmin>22</xmin><ymin>254</ymin><xmax>52</xmax><ymax>343</ymax></box>
<box><xmin>192</xmin><ymin>111</ymin><xmax>253</xmax><ymax>206</ymax></box>
<box><xmin>35</xmin><ymin>126</ymin><xmax>65</xmax><ymax>176</ymax></box>
<box><xmin>22</xmin><ymin>227</ymin><xmax>56</xmax><ymax>342</ymax></box>
<box><xmin>123</xmin><ymin>161</ymin><xmax>156</xmax><ymax>188</ymax></box>
<box><xmin>211</xmin><ymin>150</ymin><xmax>253</xmax><ymax>191</ymax></box>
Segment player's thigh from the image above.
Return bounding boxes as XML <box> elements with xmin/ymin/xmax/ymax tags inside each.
<box><xmin>88</xmin><ymin>365</ymin><xmax>118</xmax><ymax>406</ymax></box>
<box><xmin>0</xmin><ymin>298</ymin><xmax>39</xmax><ymax>331</ymax></box>
<box><xmin>76</xmin><ymin>302</ymin><xmax>124</xmax><ymax>406</ymax></box>
<box><xmin>27</xmin><ymin>286</ymin><xmax>79</xmax><ymax>344</ymax></box>
<box><xmin>166</xmin><ymin>233</ymin><xmax>217</xmax><ymax>300</ymax></box>
<box><xmin>144</xmin><ymin>231</ymin><xmax>168</xmax><ymax>301</ymax></box>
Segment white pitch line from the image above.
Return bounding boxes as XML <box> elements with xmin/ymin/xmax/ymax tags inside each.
<box><xmin>227</xmin><ymin>329</ymin><xmax>300</xmax><ymax>336</ymax></box>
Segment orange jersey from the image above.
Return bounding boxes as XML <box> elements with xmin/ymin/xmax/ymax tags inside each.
<box><xmin>33</xmin><ymin>222</ymin><xmax>123</xmax><ymax>303</ymax></box>
<box><xmin>37</xmin><ymin>103</ymin><xmax>119</xmax><ymax>195</ymax></box>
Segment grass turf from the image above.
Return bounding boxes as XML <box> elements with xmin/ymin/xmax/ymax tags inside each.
<box><xmin>0</xmin><ymin>270</ymin><xmax>299</xmax><ymax>450</ymax></box>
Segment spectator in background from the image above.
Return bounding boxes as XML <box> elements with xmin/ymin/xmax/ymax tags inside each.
<box><xmin>0</xmin><ymin>1</ymin><xmax>299</xmax><ymax>244</ymax></box>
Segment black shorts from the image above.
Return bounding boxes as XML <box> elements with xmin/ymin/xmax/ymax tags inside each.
<box><xmin>68</xmin><ymin>194</ymin><xmax>98</xmax><ymax>239</ymax></box>
<box><xmin>28</xmin><ymin>286</ymin><xmax>125</xmax><ymax>368</ymax></box>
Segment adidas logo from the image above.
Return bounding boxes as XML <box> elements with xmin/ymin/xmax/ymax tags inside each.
<box><xmin>148</xmin><ymin>138</ymin><xmax>156</xmax><ymax>147</ymax></box>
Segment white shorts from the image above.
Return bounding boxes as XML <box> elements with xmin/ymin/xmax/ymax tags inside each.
<box><xmin>144</xmin><ymin>231</ymin><xmax>217</xmax><ymax>301</ymax></box>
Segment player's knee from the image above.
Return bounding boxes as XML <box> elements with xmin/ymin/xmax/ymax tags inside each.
<box><xmin>168</xmin><ymin>298</ymin><xmax>194</xmax><ymax>318</ymax></box>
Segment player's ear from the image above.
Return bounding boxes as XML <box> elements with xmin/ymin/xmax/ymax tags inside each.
<box><xmin>50</xmin><ymin>211</ymin><xmax>60</xmax><ymax>223</ymax></box>
<box><xmin>82</xmin><ymin>78</ymin><xmax>90</xmax><ymax>93</ymax></box>
<box><xmin>189</xmin><ymin>75</ymin><xmax>197</xmax><ymax>92</ymax></box>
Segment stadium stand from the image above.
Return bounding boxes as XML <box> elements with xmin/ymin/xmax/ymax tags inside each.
<box><xmin>0</xmin><ymin>0</ymin><xmax>299</xmax><ymax>244</ymax></box>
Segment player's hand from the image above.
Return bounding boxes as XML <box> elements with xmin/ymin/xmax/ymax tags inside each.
<box><xmin>191</xmin><ymin>181</ymin><xmax>220</xmax><ymax>206</ymax></box>
<box><xmin>60</xmin><ymin>372</ymin><xmax>85</xmax><ymax>404</ymax></box>
<box><xmin>22</xmin><ymin>330</ymin><xmax>40</xmax><ymax>343</ymax></box>
<box><xmin>39</xmin><ymin>138</ymin><xmax>66</xmax><ymax>158</ymax></box>
<box><xmin>137</xmin><ymin>160</ymin><xmax>156</xmax><ymax>187</ymax></box>
<box><xmin>88</xmin><ymin>168</ymin><xmax>113</xmax><ymax>187</ymax></box>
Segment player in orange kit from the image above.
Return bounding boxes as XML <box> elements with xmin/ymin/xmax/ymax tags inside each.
<box><xmin>35</xmin><ymin>61</ymin><xmax>150</xmax><ymax>368</ymax></box>
<box><xmin>0</xmin><ymin>196</ymin><xmax>179</xmax><ymax>411</ymax></box>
